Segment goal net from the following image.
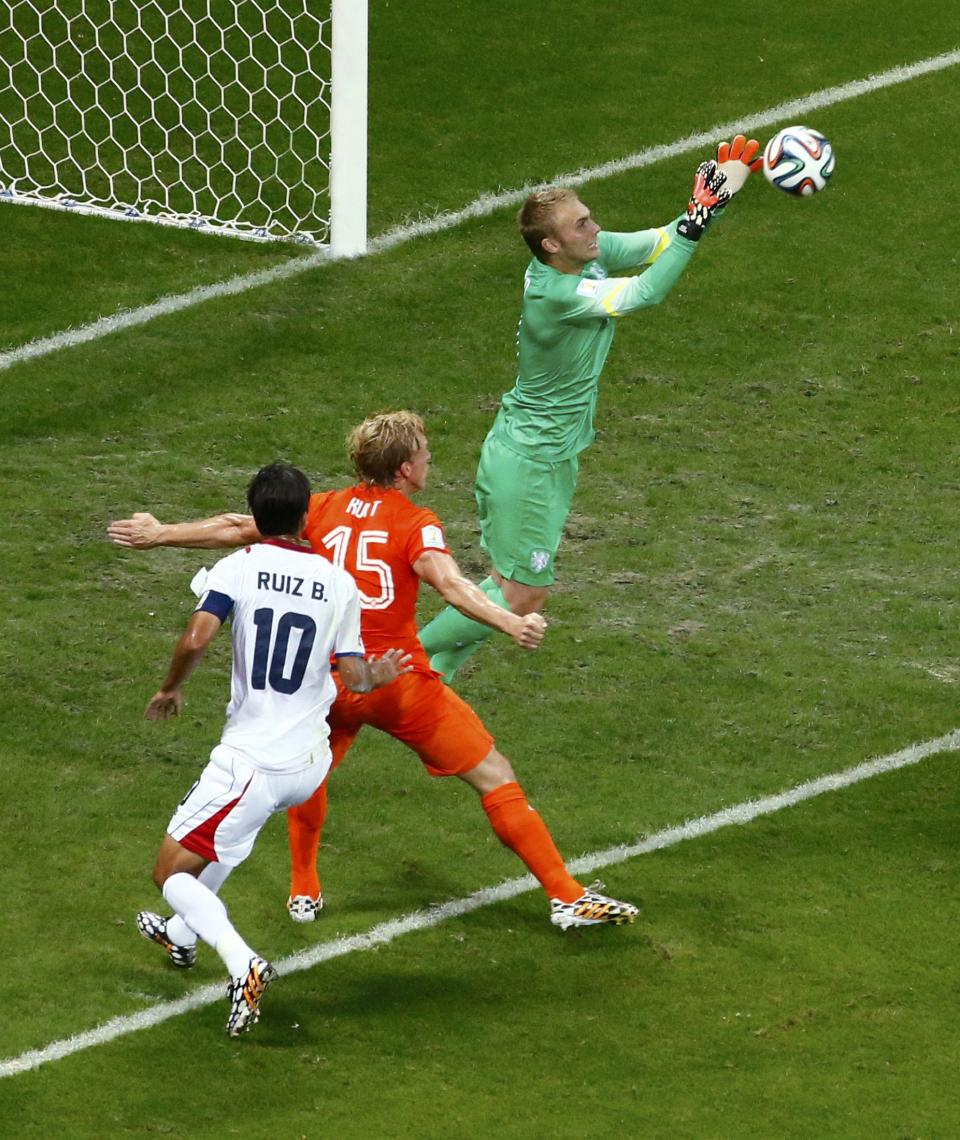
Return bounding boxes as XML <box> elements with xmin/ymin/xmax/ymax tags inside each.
<box><xmin>0</xmin><ymin>0</ymin><xmax>366</xmax><ymax>253</ymax></box>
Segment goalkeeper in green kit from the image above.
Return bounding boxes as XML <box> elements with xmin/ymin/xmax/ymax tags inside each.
<box><xmin>420</xmin><ymin>137</ymin><xmax>763</xmax><ymax>679</ymax></box>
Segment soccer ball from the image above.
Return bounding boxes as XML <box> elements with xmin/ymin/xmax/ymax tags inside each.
<box><xmin>762</xmin><ymin>126</ymin><xmax>835</xmax><ymax>196</ymax></box>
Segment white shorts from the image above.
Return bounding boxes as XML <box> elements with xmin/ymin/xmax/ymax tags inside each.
<box><xmin>167</xmin><ymin>744</ymin><xmax>329</xmax><ymax>867</ymax></box>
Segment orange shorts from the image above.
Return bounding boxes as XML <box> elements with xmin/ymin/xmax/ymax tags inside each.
<box><xmin>328</xmin><ymin>670</ymin><xmax>493</xmax><ymax>777</ymax></box>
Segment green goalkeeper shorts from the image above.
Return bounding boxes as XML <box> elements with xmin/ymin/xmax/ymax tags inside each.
<box><xmin>475</xmin><ymin>431</ymin><xmax>579</xmax><ymax>586</ymax></box>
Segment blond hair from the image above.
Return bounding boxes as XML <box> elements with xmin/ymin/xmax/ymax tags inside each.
<box><xmin>517</xmin><ymin>186</ymin><xmax>578</xmax><ymax>261</ymax></box>
<box><xmin>346</xmin><ymin>410</ymin><xmax>426</xmax><ymax>487</ymax></box>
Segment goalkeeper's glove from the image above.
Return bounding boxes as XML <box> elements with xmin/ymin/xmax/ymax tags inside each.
<box><xmin>676</xmin><ymin>160</ymin><xmax>729</xmax><ymax>242</ymax></box>
<box><xmin>715</xmin><ymin>134</ymin><xmax>763</xmax><ymax>197</ymax></box>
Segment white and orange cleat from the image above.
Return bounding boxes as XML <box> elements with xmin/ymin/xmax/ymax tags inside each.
<box><xmin>549</xmin><ymin>881</ymin><xmax>638</xmax><ymax>931</ymax></box>
<box><xmin>286</xmin><ymin>893</ymin><xmax>324</xmax><ymax>923</ymax></box>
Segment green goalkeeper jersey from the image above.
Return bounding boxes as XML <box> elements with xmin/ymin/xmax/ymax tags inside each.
<box><xmin>491</xmin><ymin>219</ymin><xmax>697</xmax><ymax>461</ymax></box>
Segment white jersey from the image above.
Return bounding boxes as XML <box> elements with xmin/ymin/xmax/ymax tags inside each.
<box><xmin>195</xmin><ymin>539</ymin><xmax>365</xmax><ymax>773</ymax></box>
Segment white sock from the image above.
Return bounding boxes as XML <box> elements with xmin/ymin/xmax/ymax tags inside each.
<box><xmin>162</xmin><ymin>872</ymin><xmax>256</xmax><ymax>977</ymax></box>
<box><xmin>164</xmin><ymin>862</ymin><xmax>234</xmax><ymax>947</ymax></box>
<box><xmin>215</xmin><ymin>929</ymin><xmax>259</xmax><ymax>980</ymax></box>
<box><xmin>200</xmin><ymin>860</ymin><xmax>233</xmax><ymax>894</ymax></box>
<box><xmin>165</xmin><ymin>913</ymin><xmax>196</xmax><ymax>947</ymax></box>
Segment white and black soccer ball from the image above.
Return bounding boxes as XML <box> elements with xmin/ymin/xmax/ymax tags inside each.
<box><xmin>762</xmin><ymin>126</ymin><xmax>835</xmax><ymax>197</ymax></box>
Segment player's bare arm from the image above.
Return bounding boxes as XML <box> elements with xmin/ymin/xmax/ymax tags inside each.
<box><xmin>145</xmin><ymin>610</ymin><xmax>223</xmax><ymax>720</ymax></box>
<box><xmin>337</xmin><ymin>649</ymin><xmax>414</xmax><ymax>693</ymax></box>
<box><xmin>414</xmin><ymin>549</ymin><xmax>547</xmax><ymax>650</ymax></box>
<box><xmin>108</xmin><ymin>511</ymin><xmax>260</xmax><ymax>549</ymax></box>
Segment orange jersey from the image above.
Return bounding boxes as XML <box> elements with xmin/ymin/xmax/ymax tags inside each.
<box><xmin>303</xmin><ymin>484</ymin><xmax>449</xmax><ymax>673</ymax></box>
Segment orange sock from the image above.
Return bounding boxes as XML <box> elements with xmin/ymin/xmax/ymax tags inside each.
<box><xmin>481</xmin><ymin>781</ymin><xmax>582</xmax><ymax>902</ymax></box>
<box><xmin>287</xmin><ymin>780</ymin><xmax>329</xmax><ymax>899</ymax></box>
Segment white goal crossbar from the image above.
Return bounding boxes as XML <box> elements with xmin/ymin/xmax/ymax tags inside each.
<box><xmin>0</xmin><ymin>0</ymin><xmax>367</xmax><ymax>254</ymax></box>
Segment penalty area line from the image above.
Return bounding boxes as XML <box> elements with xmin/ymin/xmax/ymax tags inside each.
<box><xmin>0</xmin><ymin>47</ymin><xmax>957</xmax><ymax>374</ymax></box>
<box><xmin>2</xmin><ymin>726</ymin><xmax>958</xmax><ymax>1079</ymax></box>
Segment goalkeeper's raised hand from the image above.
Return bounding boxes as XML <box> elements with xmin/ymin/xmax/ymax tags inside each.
<box><xmin>676</xmin><ymin>160</ymin><xmax>729</xmax><ymax>242</ymax></box>
<box><xmin>716</xmin><ymin>134</ymin><xmax>763</xmax><ymax>196</ymax></box>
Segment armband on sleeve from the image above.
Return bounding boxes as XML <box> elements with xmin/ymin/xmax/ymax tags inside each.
<box><xmin>195</xmin><ymin>589</ymin><xmax>234</xmax><ymax>621</ymax></box>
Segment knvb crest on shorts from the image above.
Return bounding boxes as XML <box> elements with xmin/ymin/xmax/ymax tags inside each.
<box><xmin>530</xmin><ymin>549</ymin><xmax>551</xmax><ymax>573</ymax></box>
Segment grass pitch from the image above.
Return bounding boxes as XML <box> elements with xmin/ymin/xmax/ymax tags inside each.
<box><xmin>1</xmin><ymin>3</ymin><xmax>959</xmax><ymax>1137</ymax></box>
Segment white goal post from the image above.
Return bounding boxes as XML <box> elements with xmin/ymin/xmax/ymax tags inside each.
<box><xmin>0</xmin><ymin>0</ymin><xmax>367</xmax><ymax>254</ymax></box>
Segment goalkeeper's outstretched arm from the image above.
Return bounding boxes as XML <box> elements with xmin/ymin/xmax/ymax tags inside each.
<box><xmin>107</xmin><ymin>511</ymin><xmax>261</xmax><ymax>550</ymax></box>
<box><xmin>574</xmin><ymin>152</ymin><xmax>737</xmax><ymax>319</ymax></box>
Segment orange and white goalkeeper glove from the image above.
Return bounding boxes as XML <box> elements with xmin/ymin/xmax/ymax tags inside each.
<box><xmin>676</xmin><ymin>160</ymin><xmax>729</xmax><ymax>241</ymax></box>
<box><xmin>715</xmin><ymin>134</ymin><xmax>762</xmax><ymax>196</ymax></box>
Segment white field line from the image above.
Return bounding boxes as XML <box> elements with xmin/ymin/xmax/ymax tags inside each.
<box><xmin>0</xmin><ymin>47</ymin><xmax>957</xmax><ymax>375</ymax></box>
<box><xmin>2</xmin><ymin>726</ymin><xmax>958</xmax><ymax>1079</ymax></box>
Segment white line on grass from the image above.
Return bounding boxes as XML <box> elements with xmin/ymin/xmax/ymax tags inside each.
<box><xmin>3</xmin><ymin>726</ymin><xmax>958</xmax><ymax>1079</ymax></box>
<box><xmin>0</xmin><ymin>47</ymin><xmax>957</xmax><ymax>375</ymax></box>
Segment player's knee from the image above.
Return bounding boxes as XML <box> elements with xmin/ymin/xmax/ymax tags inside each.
<box><xmin>152</xmin><ymin>835</ymin><xmax>203</xmax><ymax>889</ymax></box>
<box><xmin>151</xmin><ymin>858</ymin><xmax>170</xmax><ymax>892</ymax></box>
<box><xmin>489</xmin><ymin>750</ymin><xmax>517</xmax><ymax>784</ymax></box>
<box><xmin>501</xmin><ymin>580</ymin><xmax>550</xmax><ymax>615</ymax></box>
<box><xmin>462</xmin><ymin>748</ymin><xmax>517</xmax><ymax>795</ymax></box>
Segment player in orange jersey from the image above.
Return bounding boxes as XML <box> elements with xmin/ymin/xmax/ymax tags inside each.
<box><xmin>108</xmin><ymin>411</ymin><xmax>637</xmax><ymax>930</ymax></box>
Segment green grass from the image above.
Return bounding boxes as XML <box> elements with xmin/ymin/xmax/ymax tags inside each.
<box><xmin>1</xmin><ymin>2</ymin><xmax>960</xmax><ymax>1136</ymax></box>
<box><xmin>6</xmin><ymin>759</ymin><xmax>960</xmax><ymax>1138</ymax></box>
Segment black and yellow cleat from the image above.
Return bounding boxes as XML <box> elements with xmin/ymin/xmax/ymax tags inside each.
<box><xmin>226</xmin><ymin>956</ymin><xmax>278</xmax><ymax>1037</ymax></box>
<box><xmin>549</xmin><ymin>881</ymin><xmax>639</xmax><ymax>931</ymax></box>
<box><xmin>136</xmin><ymin>910</ymin><xmax>197</xmax><ymax>969</ymax></box>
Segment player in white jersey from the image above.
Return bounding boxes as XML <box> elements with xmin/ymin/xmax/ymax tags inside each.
<box><xmin>135</xmin><ymin>462</ymin><xmax>411</xmax><ymax>1037</ymax></box>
